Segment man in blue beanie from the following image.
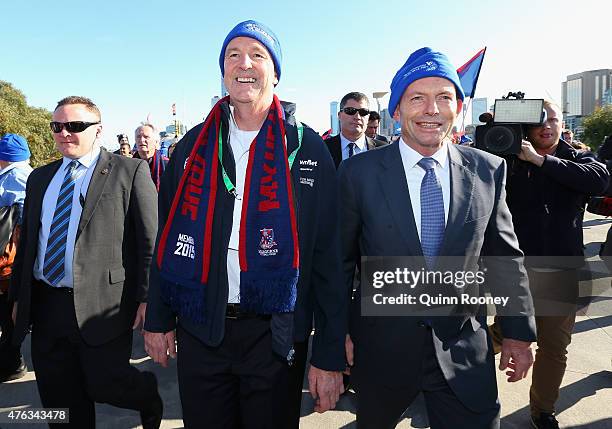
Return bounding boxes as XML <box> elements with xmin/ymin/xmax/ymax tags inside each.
<box><xmin>339</xmin><ymin>47</ymin><xmax>537</xmax><ymax>428</ymax></box>
<box><xmin>144</xmin><ymin>20</ymin><xmax>345</xmax><ymax>428</ymax></box>
<box><xmin>0</xmin><ymin>133</ymin><xmax>32</xmax><ymax>383</ymax></box>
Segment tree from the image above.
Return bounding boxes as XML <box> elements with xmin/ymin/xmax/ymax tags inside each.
<box><xmin>582</xmin><ymin>105</ymin><xmax>612</xmax><ymax>150</ymax></box>
<box><xmin>0</xmin><ymin>81</ymin><xmax>58</xmax><ymax>167</ymax></box>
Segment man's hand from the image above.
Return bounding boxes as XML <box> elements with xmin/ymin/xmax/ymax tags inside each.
<box><xmin>499</xmin><ymin>338</ymin><xmax>533</xmax><ymax>382</ymax></box>
<box><xmin>132</xmin><ymin>303</ymin><xmax>147</xmax><ymax>332</ymax></box>
<box><xmin>518</xmin><ymin>140</ymin><xmax>545</xmax><ymax>166</ymax></box>
<box><xmin>308</xmin><ymin>365</ymin><xmax>344</xmax><ymax>413</ymax></box>
<box><xmin>144</xmin><ymin>330</ymin><xmax>176</xmax><ymax>368</ymax></box>
<box><xmin>344</xmin><ymin>334</ymin><xmax>354</xmax><ymax>375</ymax></box>
<box><xmin>11</xmin><ymin>302</ymin><xmax>17</xmax><ymax>325</ymax></box>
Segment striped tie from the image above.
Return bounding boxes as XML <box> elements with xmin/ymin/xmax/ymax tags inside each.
<box><xmin>418</xmin><ymin>157</ymin><xmax>445</xmax><ymax>268</ymax></box>
<box><xmin>348</xmin><ymin>142</ymin><xmax>355</xmax><ymax>158</ymax></box>
<box><xmin>43</xmin><ymin>160</ymin><xmax>80</xmax><ymax>286</ymax></box>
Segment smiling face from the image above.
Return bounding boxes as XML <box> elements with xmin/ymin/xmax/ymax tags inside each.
<box><xmin>393</xmin><ymin>77</ymin><xmax>462</xmax><ymax>156</ymax></box>
<box><xmin>528</xmin><ymin>104</ymin><xmax>562</xmax><ymax>153</ymax></box>
<box><xmin>223</xmin><ymin>36</ymin><xmax>277</xmax><ymax>110</ymax></box>
<box><xmin>52</xmin><ymin>104</ymin><xmax>101</xmax><ymax>159</ymax></box>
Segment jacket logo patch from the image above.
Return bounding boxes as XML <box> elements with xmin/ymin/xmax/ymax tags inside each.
<box><xmin>300</xmin><ymin>177</ymin><xmax>314</xmax><ymax>187</ymax></box>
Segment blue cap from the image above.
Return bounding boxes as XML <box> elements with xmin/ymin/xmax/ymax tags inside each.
<box><xmin>219</xmin><ymin>20</ymin><xmax>282</xmax><ymax>82</ymax></box>
<box><xmin>0</xmin><ymin>133</ymin><xmax>30</xmax><ymax>162</ymax></box>
<box><xmin>388</xmin><ymin>47</ymin><xmax>465</xmax><ymax>116</ymax></box>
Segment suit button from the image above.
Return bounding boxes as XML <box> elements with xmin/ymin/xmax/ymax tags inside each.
<box><xmin>418</xmin><ymin>321</ymin><xmax>426</xmax><ymax>328</ymax></box>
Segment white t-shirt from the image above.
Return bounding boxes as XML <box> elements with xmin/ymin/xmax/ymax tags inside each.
<box><xmin>226</xmin><ymin>119</ymin><xmax>259</xmax><ymax>303</ymax></box>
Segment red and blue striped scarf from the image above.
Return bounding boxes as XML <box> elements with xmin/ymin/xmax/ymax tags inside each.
<box><xmin>156</xmin><ymin>96</ymin><xmax>299</xmax><ymax>322</ymax></box>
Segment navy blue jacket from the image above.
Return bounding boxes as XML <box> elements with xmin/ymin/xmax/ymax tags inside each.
<box><xmin>145</xmin><ymin>100</ymin><xmax>346</xmax><ymax>371</ymax></box>
<box><xmin>506</xmin><ymin>140</ymin><xmax>609</xmax><ymax>267</ymax></box>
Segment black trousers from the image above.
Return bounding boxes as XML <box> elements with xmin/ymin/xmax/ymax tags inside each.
<box><xmin>177</xmin><ymin>318</ymin><xmax>308</xmax><ymax>429</ymax></box>
<box><xmin>356</xmin><ymin>329</ymin><xmax>500</xmax><ymax>429</ymax></box>
<box><xmin>0</xmin><ymin>292</ymin><xmax>22</xmax><ymax>371</ymax></box>
<box><xmin>30</xmin><ymin>284</ymin><xmax>158</xmax><ymax>429</ymax></box>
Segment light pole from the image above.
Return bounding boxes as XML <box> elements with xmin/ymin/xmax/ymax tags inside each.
<box><xmin>372</xmin><ymin>91</ymin><xmax>388</xmax><ymax>114</ymax></box>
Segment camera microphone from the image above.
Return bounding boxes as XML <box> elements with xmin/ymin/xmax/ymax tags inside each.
<box><xmin>479</xmin><ymin>112</ymin><xmax>494</xmax><ymax>124</ymax></box>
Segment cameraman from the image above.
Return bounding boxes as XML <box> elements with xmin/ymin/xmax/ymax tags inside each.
<box><xmin>490</xmin><ymin>100</ymin><xmax>609</xmax><ymax>429</ymax></box>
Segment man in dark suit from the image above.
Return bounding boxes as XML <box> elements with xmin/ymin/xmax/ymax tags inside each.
<box><xmin>9</xmin><ymin>96</ymin><xmax>162</xmax><ymax>428</ymax></box>
<box><xmin>339</xmin><ymin>48</ymin><xmax>536</xmax><ymax>429</ymax></box>
<box><xmin>325</xmin><ymin>92</ymin><xmax>387</xmax><ymax>169</ymax></box>
<box><xmin>365</xmin><ymin>111</ymin><xmax>389</xmax><ymax>143</ymax></box>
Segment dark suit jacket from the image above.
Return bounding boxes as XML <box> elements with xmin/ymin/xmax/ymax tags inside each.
<box><xmin>339</xmin><ymin>141</ymin><xmax>536</xmax><ymax>412</ymax></box>
<box><xmin>375</xmin><ymin>134</ymin><xmax>389</xmax><ymax>143</ymax></box>
<box><xmin>145</xmin><ymin>101</ymin><xmax>346</xmax><ymax>371</ymax></box>
<box><xmin>325</xmin><ymin>134</ymin><xmax>387</xmax><ymax>169</ymax></box>
<box><xmin>10</xmin><ymin>149</ymin><xmax>158</xmax><ymax>346</ymax></box>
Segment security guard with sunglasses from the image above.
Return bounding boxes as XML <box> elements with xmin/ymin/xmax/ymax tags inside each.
<box><xmin>325</xmin><ymin>91</ymin><xmax>387</xmax><ymax>169</ymax></box>
<box><xmin>9</xmin><ymin>96</ymin><xmax>163</xmax><ymax>428</ymax></box>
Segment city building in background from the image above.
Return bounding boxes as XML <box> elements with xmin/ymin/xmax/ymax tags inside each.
<box><xmin>471</xmin><ymin>97</ymin><xmax>488</xmax><ymax>125</ymax></box>
<box><xmin>330</xmin><ymin>101</ymin><xmax>339</xmax><ymax>135</ymax></box>
<box><xmin>562</xmin><ymin>69</ymin><xmax>612</xmax><ymax>135</ymax></box>
<box><xmin>379</xmin><ymin>108</ymin><xmax>395</xmax><ymax>137</ymax></box>
<box><xmin>165</xmin><ymin>122</ymin><xmax>187</xmax><ymax>136</ymax></box>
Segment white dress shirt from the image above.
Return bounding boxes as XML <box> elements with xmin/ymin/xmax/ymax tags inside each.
<box><xmin>397</xmin><ymin>138</ymin><xmax>451</xmax><ymax>240</ymax></box>
<box><xmin>34</xmin><ymin>146</ymin><xmax>101</xmax><ymax>288</ymax></box>
<box><xmin>340</xmin><ymin>133</ymin><xmax>367</xmax><ymax>161</ymax></box>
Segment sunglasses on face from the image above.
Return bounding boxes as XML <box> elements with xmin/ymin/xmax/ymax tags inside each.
<box><xmin>341</xmin><ymin>107</ymin><xmax>370</xmax><ymax>117</ymax></box>
<box><xmin>50</xmin><ymin>121</ymin><xmax>101</xmax><ymax>133</ymax></box>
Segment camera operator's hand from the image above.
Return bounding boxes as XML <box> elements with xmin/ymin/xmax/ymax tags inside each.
<box><xmin>518</xmin><ymin>140</ymin><xmax>545</xmax><ymax>167</ymax></box>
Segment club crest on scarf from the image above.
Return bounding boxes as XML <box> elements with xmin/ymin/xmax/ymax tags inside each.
<box><xmin>156</xmin><ymin>95</ymin><xmax>299</xmax><ymax>322</ymax></box>
<box><xmin>259</xmin><ymin>228</ymin><xmax>278</xmax><ymax>256</ymax></box>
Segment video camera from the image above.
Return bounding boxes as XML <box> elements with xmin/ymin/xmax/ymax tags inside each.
<box><xmin>474</xmin><ymin>92</ymin><xmax>547</xmax><ymax>156</ymax></box>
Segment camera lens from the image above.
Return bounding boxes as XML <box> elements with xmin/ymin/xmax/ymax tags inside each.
<box><xmin>485</xmin><ymin>127</ymin><xmax>515</xmax><ymax>153</ymax></box>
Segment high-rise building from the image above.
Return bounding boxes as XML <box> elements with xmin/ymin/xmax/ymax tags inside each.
<box><xmin>379</xmin><ymin>108</ymin><xmax>394</xmax><ymax>137</ymax></box>
<box><xmin>330</xmin><ymin>101</ymin><xmax>339</xmax><ymax>135</ymax></box>
<box><xmin>211</xmin><ymin>96</ymin><xmax>220</xmax><ymax>108</ymax></box>
<box><xmin>562</xmin><ymin>69</ymin><xmax>612</xmax><ymax>134</ymax></box>
<box><xmin>471</xmin><ymin>97</ymin><xmax>488</xmax><ymax>125</ymax></box>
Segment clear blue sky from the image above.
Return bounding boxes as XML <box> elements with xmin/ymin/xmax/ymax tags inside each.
<box><xmin>3</xmin><ymin>0</ymin><xmax>609</xmax><ymax>149</ymax></box>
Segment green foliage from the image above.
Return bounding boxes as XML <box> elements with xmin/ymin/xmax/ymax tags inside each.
<box><xmin>0</xmin><ymin>81</ymin><xmax>58</xmax><ymax>167</ymax></box>
<box><xmin>582</xmin><ymin>105</ymin><xmax>612</xmax><ymax>149</ymax></box>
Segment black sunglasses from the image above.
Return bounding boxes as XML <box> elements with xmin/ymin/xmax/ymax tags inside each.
<box><xmin>50</xmin><ymin>121</ymin><xmax>101</xmax><ymax>133</ymax></box>
<box><xmin>341</xmin><ymin>107</ymin><xmax>370</xmax><ymax>117</ymax></box>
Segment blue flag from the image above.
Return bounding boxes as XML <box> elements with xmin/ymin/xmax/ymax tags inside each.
<box><xmin>457</xmin><ymin>48</ymin><xmax>486</xmax><ymax>98</ymax></box>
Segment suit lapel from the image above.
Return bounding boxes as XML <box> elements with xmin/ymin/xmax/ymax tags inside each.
<box><xmin>76</xmin><ymin>150</ymin><xmax>113</xmax><ymax>241</ymax></box>
<box><xmin>439</xmin><ymin>144</ymin><xmax>474</xmax><ymax>255</ymax></box>
<box><xmin>378</xmin><ymin>143</ymin><xmax>423</xmax><ymax>256</ymax></box>
<box><xmin>29</xmin><ymin>160</ymin><xmax>63</xmax><ymax>239</ymax></box>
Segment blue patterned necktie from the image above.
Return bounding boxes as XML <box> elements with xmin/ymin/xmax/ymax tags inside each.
<box><xmin>43</xmin><ymin>160</ymin><xmax>80</xmax><ymax>286</ymax></box>
<box><xmin>418</xmin><ymin>157</ymin><xmax>445</xmax><ymax>268</ymax></box>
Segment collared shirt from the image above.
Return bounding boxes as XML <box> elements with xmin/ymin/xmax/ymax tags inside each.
<box><xmin>34</xmin><ymin>146</ymin><xmax>101</xmax><ymax>288</ymax></box>
<box><xmin>226</xmin><ymin>119</ymin><xmax>259</xmax><ymax>304</ymax></box>
<box><xmin>398</xmin><ymin>138</ymin><xmax>451</xmax><ymax>240</ymax></box>
<box><xmin>0</xmin><ymin>161</ymin><xmax>33</xmax><ymax>214</ymax></box>
<box><xmin>340</xmin><ymin>133</ymin><xmax>367</xmax><ymax>161</ymax></box>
